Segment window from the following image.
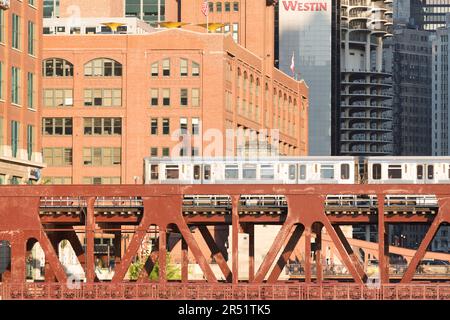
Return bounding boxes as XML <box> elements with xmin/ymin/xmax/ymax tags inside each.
<box><xmin>11</xmin><ymin>121</ymin><xmax>19</xmax><ymax>158</ymax></box>
<box><xmin>192</xmin><ymin>88</ymin><xmax>200</xmax><ymax>107</ymax></box>
<box><xmin>180</xmin><ymin>117</ymin><xmax>188</xmax><ymax>134</ymax></box>
<box><xmin>43</xmin><ymin>148</ymin><xmax>72</xmax><ymax>166</ymax></box>
<box><xmin>417</xmin><ymin>165</ymin><xmax>423</xmax><ymax>180</ymax></box>
<box><xmin>162</xmin><ymin>118</ymin><xmax>170</xmax><ymax>135</ymax></box>
<box><xmin>151</xmin><ymin>62</ymin><xmax>158</xmax><ymax>77</ymax></box>
<box><xmin>209</xmin><ymin>2</ymin><xmax>213</xmax><ymax>12</ymax></box>
<box><xmin>180</xmin><ymin>59</ymin><xmax>188</xmax><ymax>76</ymax></box>
<box><xmin>162</xmin><ymin>89</ymin><xmax>170</xmax><ymax>106</ymax></box>
<box><xmin>44</xmin><ymin>0</ymin><xmax>60</xmax><ymax>18</ymax></box>
<box><xmin>216</xmin><ymin>2</ymin><xmax>222</xmax><ymax>12</ymax></box>
<box><xmin>151</xmin><ymin>165</ymin><xmax>159</xmax><ymax>180</ymax></box>
<box><xmin>192</xmin><ymin>62</ymin><xmax>200</xmax><ymax>76</ymax></box>
<box><xmin>193</xmin><ymin>165</ymin><xmax>201</xmax><ymax>180</ymax></box>
<box><xmin>341</xmin><ymin>164</ymin><xmax>350</xmax><ymax>180</ymax></box>
<box><xmin>43</xmin><ymin>58</ymin><xmax>73</xmax><ymax>77</ymax></box>
<box><xmin>11</xmin><ymin>67</ymin><xmax>21</xmax><ymax>105</ymax></box>
<box><xmin>26</xmin><ymin>125</ymin><xmax>33</xmax><ymax>161</ymax></box>
<box><xmin>12</xmin><ymin>14</ymin><xmax>21</xmax><ymax>50</ymax></box>
<box><xmin>150</xmin><ymin>89</ymin><xmax>158</xmax><ymax>106</ymax></box>
<box><xmin>180</xmin><ymin>89</ymin><xmax>188</xmax><ymax>106</ymax></box>
<box><xmin>43</xmin><ymin>118</ymin><xmax>72</xmax><ymax>135</ymax></box>
<box><xmin>388</xmin><ymin>165</ymin><xmax>402</xmax><ymax>179</ymax></box>
<box><xmin>166</xmin><ymin>165</ymin><xmax>179</xmax><ymax>179</ymax></box>
<box><xmin>84</xmin><ymin>89</ymin><xmax>122</xmax><ymax>107</ymax></box>
<box><xmin>192</xmin><ymin>118</ymin><xmax>199</xmax><ymax>135</ymax></box>
<box><xmin>0</xmin><ymin>10</ymin><xmax>4</xmax><ymax>43</ymax></box>
<box><xmin>225</xmin><ymin>2</ymin><xmax>231</xmax><ymax>11</ymax></box>
<box><xmin>44</xmin><ymin>89</ymin><xmax>73</xmax><ymax>107</ymax></box>
<box><xmin>84</xmin><ymin>58</ymin><xmax>122</xmax><ymax>76</ymax></box>
<box><xmin>428</xmin><ymin>165</ymin><xmax>434</xmax><ymax>180</ymax></box>
<box><xmin>261</xmin><ymin>164</ymin><xmax>274</xmax><ymax>180</ymax></box>
<box><xmin>320</xmin><ymin>165</ymin><xmax>334</xmax><ymax>179</ymax></box>
<box><xmin>82</xmin><ymin>177</ymin><xmax>120</xmax><ymax>185</ymax></box>
<box><xmin>204</xmin><ymin>165</ymin><xmax>211</xmax><ymax>180</ymax></box>
<box><xmin>289</xmin><ymin>165</ymin><xmax>296</xmax><ymax>180</ymax></box>
<box><xmin>225</xmin><ymin>164</ymin><xmax>239</xmax><ymax>179</ymax></box>
<box><xmin>299</xmin><ymin>165</ymin><xmax>306</xmax><ymax>180</ymax></box>
<box><xmin>28</xmin><ymin>21</ymin><xmax>35</xmax><ymax>56</ymax></box>
<box><xmin>243</xmin><ymin>164</ymin><xmax>256</xmax><ymax>179</ymax></box>
<box><xmin>84</xmin><ymin>118</ymin><xmax>122</xmax><ymax>135</ymax></box>
<box><xmin>83</xmin><ymin>147</ymin><xmax>121</xmax><ymax>166</ymax></box>
<box><xmin>162</xmin><ymin>147</ymin><xmax>170</xmax><ymax>157</ymax></box>
<box><xmin>151</xmin><ymin>147</ymin><xmax>158</xmax><ymax>157</ymax></box>
<box><xmin>233</xmin><ymin>2</ymin><xmax>239</xmax><ymax>11</ymax></box>
<box><xmin>191</xmin><ymin>147</ymin><xmax>199</xmax><ymax>156</ymax></box>
<box><xmin>42</xmin><ymin>177</ymin><xmax>72</xmax><ymax>185</ymax></box>
<box><xmin>151</xmin><ymin>118</ymin><xmax>158</xmax><ymax>135</ymax></box>
<box><xmin>162</xmin><ymin>59</ymin><xmax>170</xmax><ymax>76</ymax></box>
<box><xmin>27</xmin><ymin>73</ymin><xmax>35</xmax><ymax>109</ymax></box>
<box><xmin>85</xmin><ymin>27</ymin><xmax>96</xmax><ymax>34</ymax></box>
<box><xmin>10</xmin><ymin>176</ymin><xmax>20</xmax><ymax>185</ymax></box>
<box><xmin>372</xmin><ymin>164</ymin><xmax>381</xmax><ymax>180</ymax></box>
<box><xmin>232</xmin><ymin>23</ymin><xmax>239</xmax><ymax>42</ymax></box>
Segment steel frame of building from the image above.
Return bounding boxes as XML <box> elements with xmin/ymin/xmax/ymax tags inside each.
<box><xmin>0</xmin><ymin>184</ymin><xmax>450</xmax><ymax>300</ymax></box>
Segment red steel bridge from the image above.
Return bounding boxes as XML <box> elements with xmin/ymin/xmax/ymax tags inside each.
<box><xmin>1</xmin><ymin>184</ymin><xmax>450</xmax><ymax>300</ymax></box>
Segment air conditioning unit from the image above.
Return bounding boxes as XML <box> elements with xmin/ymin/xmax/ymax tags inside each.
<box><xmin>0</xmin><ymin>0</ymin><xmax>10</xmax><ymax>10</ymax></box>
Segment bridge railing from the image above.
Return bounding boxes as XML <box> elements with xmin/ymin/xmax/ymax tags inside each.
<box><xmin>1</xmin><ymin>283</ymin><xmax>450</xmax><ymax>300</ymax></box>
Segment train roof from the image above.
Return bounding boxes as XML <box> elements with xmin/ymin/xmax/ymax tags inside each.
<box><xmin>367</xmin><ymin>156</ymin><xmax>450</xmax><ymax>161</ymax></box>
<box><xmin>144</xmin><ymin>156</ymin><xmax>359</xmax><ymax>162</ymax></box>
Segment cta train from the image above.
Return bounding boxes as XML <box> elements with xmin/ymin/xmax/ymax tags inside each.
<box><xmin>144</xmin><ymin>156</ymin><xmax>450</xmax><ymax>185</ymax></box>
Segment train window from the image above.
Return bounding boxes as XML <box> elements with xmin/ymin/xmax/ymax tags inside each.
<box><xmin>372</xmin><ymin>164</ymin><xmax>381</xmax><ymax>180</ymax></box>
<box><xmin>243</xmin><ymin>164</ymin><xmax>256</xmax><ymax>179</ymax></box>
<box><xmin>320</xmin><ymin>165</ymin><xmax>334</xmax><ymax>179</ymax></box>
<box><xmin>151</xmin><ymin>165</ymin><xmax>159</xmax><ymax>180</ymax></box>
<box><xmin>299</xmin><ymin>165</ymin><xmax>306</xmax><ymax>180</ymax></box>
<box><xmin>428</xmin><ymin>165</ymin><xmax>434</xmax><ymax>180</ymax></box>
<box><xmin>261</xmin><ymin>165</ymin><xmax>274</xmax><ymax>180</ymax></box>
<box><xmin>289</xmin><ymin>165</ymin><xmax>296</xmax><ymax>180</ymax></box>
<box><xmin>417</xmin><ymin>165</ymin><xmax>423</xmax><ymax>180</ymax></box>
<box><xmin>388</xmin><ymin>165</ymin><xmax>402</xmax><ymax>179</ymax></box>
<box><xmin>341</xmin><ymin>164</ymin><xmax>350</xmax><ymax>180</ymax></box>
<box><xmin>166</xmin><ymin>165</ymin><xmax>179</xmax><ymax>179</ymax></box>
<box><xmin>225</xmin><ymin>164</ymin><xmax>239</xmax><ymax>179</ymax></box>
<box><xmin>204</xmin><ymin>165</ymin><xmax>211</xmax><ymax>180</ymax></box>
<box><xmin>193</xmin><ymin>165</ymin><xmax>201</xmax><ymax>180</ymax></box>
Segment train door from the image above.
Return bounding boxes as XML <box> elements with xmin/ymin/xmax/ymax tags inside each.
<box><xmin>416</xmin><ymin>164</ymin><xmax>435</xmax><ymax>184</ymax></box>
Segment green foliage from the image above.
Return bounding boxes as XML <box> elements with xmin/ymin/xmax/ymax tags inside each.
<box><xmin>149</xmin><ymin>253</ymin><xmax>181</xmax><ymax>280</ymax></box>
<box><xmin>128</xmin><ymin>260</ymin><xmax>144</xmax><ymax>280</ymax></box>
<box><xmin>127</xmin><ymin>253</ymin><xmax>181</xmax><ymax>281</ymax></box>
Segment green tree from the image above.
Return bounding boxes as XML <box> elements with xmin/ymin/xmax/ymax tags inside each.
<box><xmin>127</xmin><ymin>253</ymin><xmax>181</xmax><ymax>281</ymax></box>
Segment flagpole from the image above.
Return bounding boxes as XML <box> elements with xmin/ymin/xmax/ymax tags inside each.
<box><xmin>206</xmin><ymin>0</ymin><xmax>209</xmax><ymax>33</ymax></box>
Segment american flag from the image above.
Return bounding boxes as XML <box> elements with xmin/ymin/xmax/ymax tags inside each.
<box><xmin>201</xmin><ymin>0</ymin><xmax>209</xmax><ymax>16</ymax></box>
<box><xmin>290</xmin><ymin>51</ymin><xmax>295</xmax><ymax>76</ymax></box>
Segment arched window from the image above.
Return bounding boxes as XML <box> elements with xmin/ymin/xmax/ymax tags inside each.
<box><xmin>84</xmin><ymin>58</ymin><xmax>122</xmax><ymax>77</ymax></box>
<box><xmin>43</xmin><ymin>58</ymin><xmax>74</xmax><ymax>77</ymax></box>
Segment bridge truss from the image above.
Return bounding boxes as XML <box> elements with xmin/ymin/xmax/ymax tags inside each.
<box><xmin>0</xmin><ymin>184</ymin><xmax>450</xmax><ymax>300</ymax></box>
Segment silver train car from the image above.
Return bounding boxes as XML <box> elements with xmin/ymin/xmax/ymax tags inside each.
<box><xmin>366</xmin><ymin>157</ymin><xmax>450</xmax><ymax>184</ymax></box>
<box><xmin>144</xmin><ymin>156</ymin><xmax>450</xmax><ymax>185</ymax></box>
<box><xmin>144</xmin><ymin>157</ymin><xmax>358</xmax><ymax>184</ymax></box>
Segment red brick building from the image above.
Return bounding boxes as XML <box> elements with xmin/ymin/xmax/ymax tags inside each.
<box><xmin>41</xmin><ymin>1</ymin><xmax>308</xmax><ymax>184</ymax></box>
<box><xmin>0</xmin><ymin>0</ymin><xmax>43</xmax><ymax>185</ymax></box>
